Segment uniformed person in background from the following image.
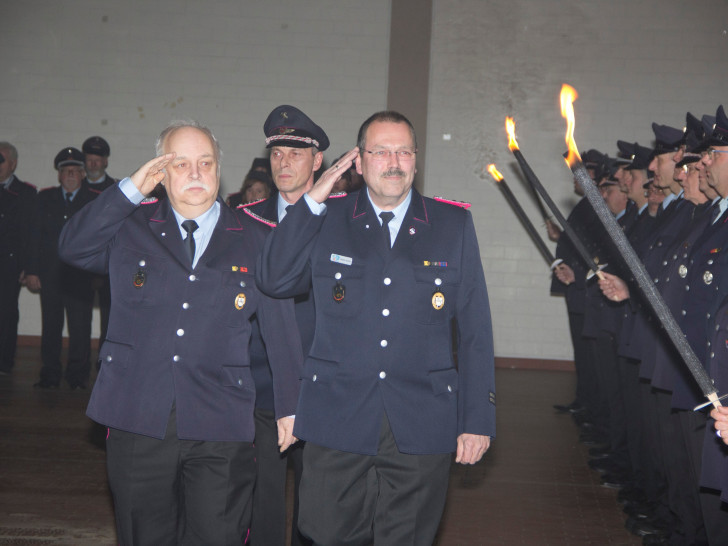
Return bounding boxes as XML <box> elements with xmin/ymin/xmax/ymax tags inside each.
<box><xmin>0</xmin><ymin>142</ymin><xmax>36</xmax><ymax>376</ymax></box>
<box><xmin>81</xmin><ymin>136</ymin><xmax>116</xmax><ymax>355</ymax></box>
<box><xmin>25</xmin><ymin>148</ymin><xmax>98</xmax><ymax>389</ymax></box>
<box><xmin>257</xmin><ymin>110</ymin><xmax>495</xmax><ymax>545</ymax></box>
<box><xmin>226</xmin><ymin>170</ymin><xmax>272</xmax><ymax>209</ymax></box>
<box><xmin>57</xmin><ymin>121</ymin><xmax>303</xmax><ymax>545</ymax></box>
<box><xmin>81</xmin><ymin>136</ymin><xmax>116</xmax><ymax>192</ymax></box>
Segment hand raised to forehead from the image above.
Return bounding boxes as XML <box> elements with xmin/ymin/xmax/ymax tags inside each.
<box><xmin>130</xmin><ymin>153</ymin><xmax>176</xmax><ymax>197</ymax></box>
<box><xmin>308</xmin><ymin>147</ymin><xmax>359</xmax><ymax>204</ymax></box>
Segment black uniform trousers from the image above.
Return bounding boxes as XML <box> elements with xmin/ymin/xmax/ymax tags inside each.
<box><xmin>38</xmin><ymin>274</ymin><xmax>93</xmax><ymax>386</ymax></box>
<box><xmin>0</xmin><ymin>270</ymin><xmax>22</xmax><ymax>373</ymax></box>
<box><xmin>106</xmin><ymin>407</ymin><xmax>256</xmax><ymax>546</ymax></box>
<box><xmin>298</xmin><ymin>414</ymin><xmax>451</xmax><ymax>546</ymax></box>
<box><xmin>250</xmin><ymin>408</ymin><xmax>308</xmax><ymax>546</ymax></box>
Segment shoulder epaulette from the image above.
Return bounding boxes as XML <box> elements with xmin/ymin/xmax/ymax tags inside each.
<box><xmin>88</xmin><ymin>187</ymin><xmax>102</xmax><ymax>195</ymax></box>
<box><xmin>19</xmin><ymin>180</ymin><xmax>37</xmax><ymax>190</ymax></box>
<box><xmin>433</xmin><ymin>196</ymin><xmax>471</xmax><ymax>209</ymax></box>
<box><xmin>140</xmin><ymin>197</ymin><xmax>159</xmax><ymax>205</ymax></box>
<box><xmin>328</xmin><ymin>191</ymin><xmax>347</xmax><ymax>199</ymax></box>
<box><xmin>238</xmin><ymin>198</ymin><xmax>267</xmax><ymax>209</ymax></box>
<box><xmin>242</xmin><ymin>207</ymin><xmax>277</xmax><ymax>228</ymax></box>
<box><xmin>39</xmin><ymin>186</ymin><xmax>55</xmax><ymax>192</ymax></box>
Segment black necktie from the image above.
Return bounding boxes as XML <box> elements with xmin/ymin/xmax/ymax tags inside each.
<box><xmin>65</xmin><ymin>192</ymin><xmax>73</xmax><ymax>204</ymax></box>
<box><xmin>181</xmin><ymin>220</ymin><xmax>199</xmax><ymax>264</ymax></box>
<box><xmin>380</xmin><ymin>211</ymin><xmax>394</xmax><ymax>249</ymax></box>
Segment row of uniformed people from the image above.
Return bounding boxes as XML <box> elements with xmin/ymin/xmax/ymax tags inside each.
<box><xmin>551</xmin><ymin>105</ymin><xmax>728</xmax><ymax>545</ymax></box>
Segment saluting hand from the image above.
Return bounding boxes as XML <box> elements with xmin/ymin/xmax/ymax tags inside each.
<box><xmin>307</xmin><ymin>147</ymin><xmax>359</xmax><ymax>204</ymax></box>
<box><xmin>130</xmin><ymin>153</ymin><xmax>176</xmax><ymax>196</ymax></box>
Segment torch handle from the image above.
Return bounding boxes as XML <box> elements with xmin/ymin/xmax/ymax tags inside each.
<box><xmin>512</xmin><ymin>156</ymin><xmax>601</xmax><ymax>277</ymax></box>
<box><xmin>496</xmin><ymin>178</ymin><xmax>556</xmax><ymax>266</ymax></box>
<box><xmin>513</xmin><ymin>150</ymin><xmax>552</xmax><ymax>221</ymax></box>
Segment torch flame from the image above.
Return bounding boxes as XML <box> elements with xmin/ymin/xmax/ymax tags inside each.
<box><xmin>560</xmin><ymin>84</ymin><xmax>581</xmax><ymax>166</ymax></box>
<box><xmin>505</xmin><ymin>117</ymin><xmax>519</xmax><ymax>151</ymax></box>
<box><xmin>487</xmin><ymin>164</ymin><xmax>504</xmax><ymax>182</ymax></box>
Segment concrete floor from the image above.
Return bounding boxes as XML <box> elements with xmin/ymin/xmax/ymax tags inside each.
<box><xmin>0</xmin><ymin>347</ymin><xmax>640</xmax><ymax>545</ymax></box>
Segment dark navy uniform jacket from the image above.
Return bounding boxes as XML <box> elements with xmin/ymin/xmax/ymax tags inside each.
<box><xmin>0</xmin><ymin>176</ymin><xmax>36</xmax><ymax>278</ymax></box>
<box><xmin>241</xmin><ymin>194</ymin><xmax>318</xmax><ymax>411</ymax></box>
<box><xmin>26</xmin><ymin>184</ymin><xmax>100</xmax><ymax>286</ymax></box>
<box><xmin>58</xmin><ymin>184</ymin><xmax>303</xmax><ymax>442</ymax></box>
<box><xmin>256</xmin><ymin>188</ymin><xmax>496</xmax><ymax>456</ymax></box>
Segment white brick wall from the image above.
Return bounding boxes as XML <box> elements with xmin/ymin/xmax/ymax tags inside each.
<box><xmin>7</xmin><ymin>0</ymin><xmax>728</xmax><ymax>362</ymax></box>
<box><xmin>5</xmin><ymin>0</ymin><xmax>391</xmax><ymax>337</ymax></box>
<box><xmin>426</xmin><ymin>0</ymin><xmax>728</xmax><ymax>359</ymax></box>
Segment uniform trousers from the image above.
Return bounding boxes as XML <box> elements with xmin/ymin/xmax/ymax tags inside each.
<box><xmin>0</xmin><ymin>273</ymin><xmax>21</xmax><ymax>373</ymax></box>
<box><xmin>568</xmin><ymin>311</ymin><xmax>593</xmax><ymax>408</ymax></box>
<box><xmin>619</xmin><ymin>357</ymin><xmax>643</xmax><ymax>488</ymax></box>
<box><xmin>298</xmin><ymin>414</ymin><xmax>451</xmax><ymax>546</ymax></box>
<box><xmin>250</xmin><ymin>408</ymin><xmax>309</xmax><ymax>546</ymax></box>
<box><xmin>38</xmin><ymin>276</ymin><xmax>93</xmax><ymax>386</ymax></box>
<box><xmin>106</xmin><ymin>407</ymin><xmax>256</xmax><ymax>546</ymax></box>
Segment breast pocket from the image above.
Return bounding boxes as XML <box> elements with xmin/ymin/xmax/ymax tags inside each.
<box><xmin>112</xmin><ymin>247</ymin><xmax>169</xmax><ymax>307</ymax></box>
<box><xmin>313</xmin><ymin>260</ymin><xmax>365</xmax><ymax>318</ymax></box>
<box><xmin>413</xmin><ymin>266</ymin><xmax>459</xmax><ymax>324</ymax></box>
<box><xmin>215</xmin><ymin>271</ymin><xmax>257</xmax><ymax>328</ymax></box>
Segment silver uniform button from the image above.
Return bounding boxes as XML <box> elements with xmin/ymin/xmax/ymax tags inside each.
<box><xmin>189</xmin><ymin>274</ymin><xmax>196</xmax><ymax>281</ymax></box>
<box><xmin>447</xmin><ymin>385</ymin><xmax>453</xmax><ymax>392</ymax></box>
<box><xmin>106</xmin><ymin>355</ymin><xmax>112</xmax><ymax>362</ymax></box>
<box><xmin>379</xmin><ymin>371</ymin><xmax>386</xmax><ymax>379</ymax></box>
<box><xmin>335</xmin><ymin>272</ymin><xmax>342</xmax><ymax>280</ymax></box>
<box><xmin>312</xmin><ymin>374</ymin><xmax>317</xmax><ymax>382</ymax></box>
<box><xmin>435</xmin><ymin>278</ymin><xmax>442</xmax><ymax>286</ymax></box>
<box><xmin>382</xmin><ymin>309</ymin><xmax>390</xmax><ymax>317</ymax></box>
<box><xmin>380</xmin><ymin>340</ymin><xmax>388</xmax><ymax>347</ymax></box>
<box><xmin>383</xmin><ymin>278</ymin><xmax>391</xmax><ymax>285</ymax></box>
<box><xmin>708</xmin><ymin>259</ymin><xmax>714</xmax><ymax>265</ymax></box>
<box><xmin>173</xmin><ymin>355</ymin><xmax>180</xmax><ymax>362</ymax></box>
<box><xmin>139</xmin><ymin>259</ymin><xmax>146</xmax><ymax>267</ymax></box>
<box><xmin>177</xmin><ymin>329</ymin><xmax>184</xmax><ymax>336</ymax></box>
<box><xmin>682</xmin><ymin>310</ymin><xmax>686</xmax><ymax>316</ymax></box>
<box><xmin>237</xmin><ymin>379</ymin><xmax>243</xmax><ymax>386</ymax></box>
<box><xmin>240</xmin><ymin>281</ymin><xmax>246</xmax><ymax>287</ymax></box>
<box><xmin>182</xmin><ymin>302</ymin><xmax>190</xmax><ymax>309</ymax></box>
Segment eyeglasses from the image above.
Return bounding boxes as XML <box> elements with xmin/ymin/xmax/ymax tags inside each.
<box><xmin>363</xmin><ymin>149</ymin><xmax>417</xmax><ymax>161</ymax></box>
<box><xmin>705</xmin><ymin>148</ymin><xmax>728</xmax><ymax>160</ymax></box>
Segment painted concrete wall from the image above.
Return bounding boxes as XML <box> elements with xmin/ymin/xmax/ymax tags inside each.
<box><xmin>426</xmin><ymin>0</ymin><xmax>728</xmax><ymax>359</ymax></box>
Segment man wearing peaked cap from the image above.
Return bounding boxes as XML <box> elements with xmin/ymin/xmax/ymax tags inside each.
<box><xmin>0</xmin><ymin>142</ymin><xmax>37</xmax><ymax>376</ymax></box>
<box><xmin>81</xmin><ymin>136</ymin><xmax>117</xmax><ymax>361</ymax></box>
<box><xmin>243</xmin><ymin>104</ymin><xmax>332</xmax><ymax>546</ymax></box>
<box><xmin>256</xmin><ymin>110</ymin><xmax>495</xmax><ymax>545</ymax></box>
<box><xmin>25</xmin><ymin>147</ymin><xmax>98</xmax><ymax>390</ymax></box>
<box><xmin>82</xmin><ymin>136</ymin><xmax>117</xmax><ymax>192</ymax></box>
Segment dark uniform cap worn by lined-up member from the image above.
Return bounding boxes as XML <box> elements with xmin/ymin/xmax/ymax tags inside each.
<box><xmin>616</xmin><ymin>140</ymin><xmax>635</xmax><ymax>165</ymax></box>
<box><xmin>263</xmin><ymin>105</ymin><xmax>330</xmax><ymax>151</ymax></box>
<box><xmin>82</xmin><ymin>136</ymin><xmax>110</xmax><ymax>157</ymax></box>
<box><xmin>54</xmin><ymin>147</ymin><xmax>85</xmax><ymax>170</ymax></box>
<box><xmin>651</xmin><ymin>122</ymin><xmax>685</xmax><ymax>155</ymax></box>
<box><xmin>626</xmin><ymin>144</ymin><xmax>654</xmax><ymax>171</ymax></box>
<box><xmin>705</xmin><ymin>105</ymin><xmax>728</xmax><ymax>147</ymax></box>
